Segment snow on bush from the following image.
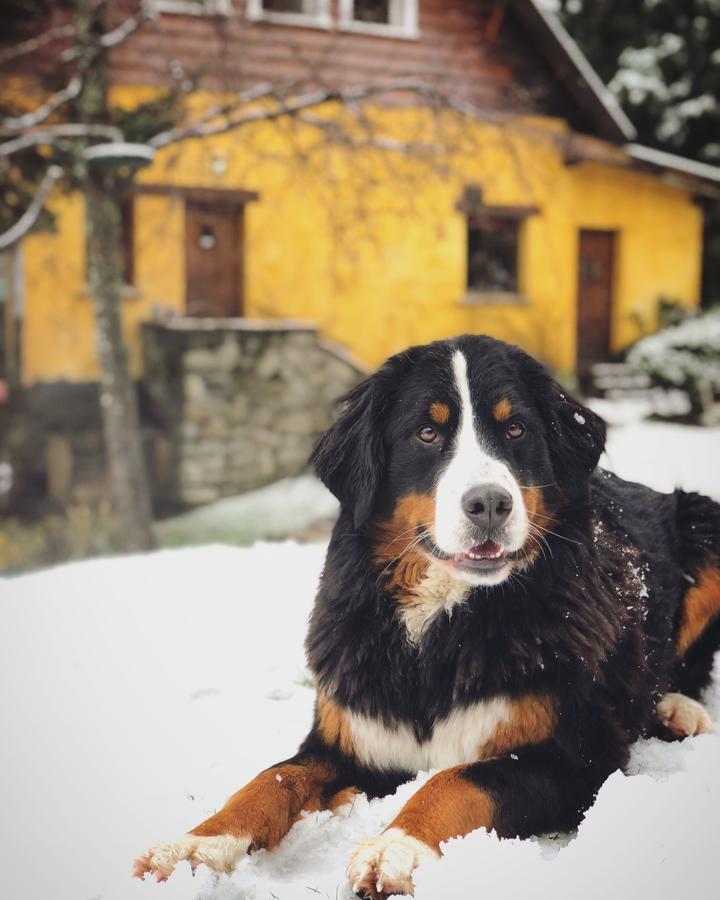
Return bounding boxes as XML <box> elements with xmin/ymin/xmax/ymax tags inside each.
<box><xmin>626</xmin><ymin>308</ymin><xmax>720</xmax><ymax>402</ymax></box>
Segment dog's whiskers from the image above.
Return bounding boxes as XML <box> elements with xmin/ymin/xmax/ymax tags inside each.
<box><xmin>383</xmin><ymin>520</ymin><xmax>435</xmax><ymax>544</ymax></box>
<box><xmin>526</xmin><ymin>526</ymin><xmax>553</xmax><ymax>562</ymax></box>
<box><xmin>376</xmin><ymin>527</ymin><xmax>433</xmax><ymax>582</ymax></box>
<box><xmin>529</xmin><ymin>521</ymin><xmax>582</xmax><ymax>546</ymax></box>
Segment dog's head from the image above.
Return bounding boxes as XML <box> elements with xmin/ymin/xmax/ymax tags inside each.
<box><xmin>312</xmin><ymin>335</ymin><xmax>605</xmax><ymax>587</ymax></box>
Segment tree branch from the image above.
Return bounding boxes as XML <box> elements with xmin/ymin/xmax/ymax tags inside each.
<box><xmin>296</xmin><ymin>110</ymin><xmax>441</xmax><ymax>156</ymax></box>
<box><xmin>148</xmin><ymin>78</ymin><xmax>476</xmax><ymax>149</ymax></box>
<box><xmin>0</xmin><ymin>165</ymin><xmax>62</xmax><ymax>251</ymax></box>
<box><xmin>0</xmin><ymin>123</ymin><xmax>124</xmax><ymax>157</ymax></box>
<box><xmin>61</xmin><ymin>0</ymin><xmax>155</xmax><ymax>61</ymax></box>
<box><xmin>0</xmin><ymin>24</ymin><xmax>75</xmax><ymax>65</ymax></box>
<box><xmin>2</xmin><ymin>75</ymin><xmax>83</xmax><ymax>132</ymax></box>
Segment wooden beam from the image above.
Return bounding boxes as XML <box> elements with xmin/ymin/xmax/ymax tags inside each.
<box><xmin>456</xmin><ymin>200</ymin><xmax>540</xmax><ymax>219</ymax></box>
<box><xmin>135</xmin><ymin>184</ymin><xmax>260</xmax><ymax>206</ymax></box>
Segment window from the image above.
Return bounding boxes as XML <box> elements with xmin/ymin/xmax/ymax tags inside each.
<box><xmin>339</xmin><ymin>0</ymin><xmax>418</xmax><ymax>37</ymax></box>
<box><xmin>246</xmin><ymin>0</ymin><xmax>331</xmax><ymax>27</ymax></box>
<box><xmin>467</xmin><ymin>217</ymin><xmax>520</xmax><ymax>294</ymax></box>
<box><xmin>457</xmin><ymin>185</ymin><xmax>537</xmax><ymax>300</ymax></box>
<box><xmin>354</xmin><ymin>0</ymin><xmax>390</xmax><ymax>23</ymax></box>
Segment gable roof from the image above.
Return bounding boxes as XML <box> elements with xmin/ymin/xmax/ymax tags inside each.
<box><xmin>511</xmin><ymin>0</ymin><xmax>636</xmax><ymax>143</ymax></box>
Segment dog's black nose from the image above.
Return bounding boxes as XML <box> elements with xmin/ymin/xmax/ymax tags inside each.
<box><xmin>462</xmin><ymin>485</ymin><xmax>514</xmax><ymax>529</ymax></box>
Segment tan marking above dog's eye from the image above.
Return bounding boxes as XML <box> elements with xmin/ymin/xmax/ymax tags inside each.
<box><xmin>418</xmin><ymin>426</ymin><xmax>440</xmax><ymax>444</ymax></box>
<box><xmin>429</xmin><ymin>402</ymin><xmax>450</xmax><ymax>425</ymax></box>
<box><xmin>506</xmin><ymin>421</ymin><xmax>525</xmax><ymax>440</ymax></box>
<box><xmin>493</xmin><ymin>399</ymin><xmax>512</xmax><ymax>422</ymax></box>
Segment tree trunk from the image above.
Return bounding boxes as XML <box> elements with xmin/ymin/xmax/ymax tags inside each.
<box><xmin>84</xmin><ymin>173</ymin><xmax>155</xmax><ymax>552</ymax></box>
<box><xmin>77</xmin><ymin>0</ymin><xmax>155</xmax><ymax>552</ymax></box>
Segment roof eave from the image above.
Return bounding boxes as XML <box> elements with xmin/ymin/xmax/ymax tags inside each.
<box><xmin>511</xmin><ymin>0</ymin><xmax>636</xmax><ymax>144</ymax></box>
<box><xmin>565</xmin><ymin>134</ymin><xmax>720</xmax><ymax>198</ymax></box>
<box><xmin>626</xmin><ymin>144</ymin><xmax>720</xmax><ymax>188</ymax></box>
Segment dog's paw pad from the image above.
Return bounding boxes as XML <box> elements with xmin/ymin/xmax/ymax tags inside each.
<box><xmin>656</xmin><ymin>692</ymin><xmax>714</xmax><ymax>738</ymax></box>
<box><xmin>348</xmin><ymin>828</ymin><xmax>438</xmax><ymax>898</ymax></box>
<box><xmin>132</xmin><ymin>833</ymin><xmax>251</xmax><ymax>880</ymax></box>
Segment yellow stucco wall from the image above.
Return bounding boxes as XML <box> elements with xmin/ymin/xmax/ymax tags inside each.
<box><xmin>18</xmin><ymin>100</ymin><xmax>702</xmax><ymax>383</ymax></box>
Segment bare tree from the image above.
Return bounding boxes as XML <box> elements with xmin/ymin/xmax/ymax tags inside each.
<box><xmin>0</xmin><ymin>1</ymin><xmax>522</xmax><ymax>552</ymax></box>
<box><xmin>1</xmin><ymin>1</ymin><xmax>160</xmax><ymax>551</ymax></box>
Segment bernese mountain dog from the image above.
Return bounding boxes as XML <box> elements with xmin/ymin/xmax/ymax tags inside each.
<box><xmin>134</xmin><ymin>334</ymin><xmax>720</xmax><ymax>898</ymax></box>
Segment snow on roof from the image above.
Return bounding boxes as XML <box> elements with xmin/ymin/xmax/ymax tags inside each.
<box><xmin>627</xmin><ymin>143</ymin><xmax>720</xmax><ymax>186</ymax></box>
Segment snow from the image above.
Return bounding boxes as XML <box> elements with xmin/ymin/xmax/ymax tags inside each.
<box><xmin>608</xmin><ymin>28</ymin><xmax>719</xmax><ymax>149</ymax></box>
<box><xmin>1</xmin><ymin>409</ymin><xmax>720</xmax><ymax>900</ymax></box>
<box><xmin>158</xmin><ymin>475</ymin><xmax>338</xmax><ymax>547</ymax></box>
<box><xmin>626</xmin><ymin>310</ymin><xmax>720</xmax><ymax>391</ymax></box>
<box><xmin>593</xmin><ymin>398</ymin><xmax>720</xmax><ymax>497</ymax></box>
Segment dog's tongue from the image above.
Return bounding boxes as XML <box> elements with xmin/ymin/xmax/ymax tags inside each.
<box><xmin>454</xmin><ymin>541</ymin><xmax>505</xmax><ymax>561</ymax></box>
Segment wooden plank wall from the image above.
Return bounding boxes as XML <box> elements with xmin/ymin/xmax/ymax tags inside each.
<box><xmin>106</xmin><ymin>0</ymin><xmax>585</xmax><ymax>127</ymax></box>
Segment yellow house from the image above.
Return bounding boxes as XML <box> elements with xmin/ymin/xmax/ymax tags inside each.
<box><xmin>2</xmin><ymin>1</ymin><xmax>719</xmax><ymax>399</ymax></box>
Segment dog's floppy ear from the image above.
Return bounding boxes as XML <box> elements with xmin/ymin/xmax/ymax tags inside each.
<box><xmin>543</xmin><ymin>381</ymin><xmax>606</xmax><ymax>496</ymax></box>
<box><xmin>311</xmin><ymin>374</ymin><xmax>387</xmax><ymax>529</ymax></box>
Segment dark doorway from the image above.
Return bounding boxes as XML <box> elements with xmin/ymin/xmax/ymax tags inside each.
<box><xmin>577</xmin><ymin>229</ymin><xmax>615</xmax><ymax>373</ymax></box>
<box><xmin>185</xmin><ymin>200</ymin><xmax>244</xmax><ymax>317</ymax></box>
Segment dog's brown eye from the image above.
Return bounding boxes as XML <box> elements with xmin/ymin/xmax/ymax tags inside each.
<box><xmin>506</xmin><ymin>422</ymin><xmax>525</xmax><ymax>440</ymax></box>
<box><xmin>418</xmin><ymin>426</ymin><xmax>439</xmax><ymax>444</ymax></box>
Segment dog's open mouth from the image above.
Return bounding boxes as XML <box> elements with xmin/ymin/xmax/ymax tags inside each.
<box><xmin>452</xmin><ymin>541</ymin><xmax>507</xmax><ymax>568</ymax></box>
<box><xmin>423</xmin><ymin>538</ymin><xmax>517</xmax><ymax>572</ymax></box>
<box><xmin>450</xmin><ymin>541</ymin><xmax>511</xmax><ymax>571</ymax></box>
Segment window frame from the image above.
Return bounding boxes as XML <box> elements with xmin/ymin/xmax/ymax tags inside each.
<box><xmin>246</xmin><ymin>0</ymin><xmax>332</xmax><ymax>30</ymax></box>
<box><xmin>338</xmin><ymin>0</ymin><xmax>419</xmax><ymax>40</ymax></box>
<box><xmin>0</xmin><ymin>246</ymin><xmax>22</xmax><ymax>389</ymax></box>
<box><xmin>457</xmin><ymin>186</ymin><xmax>538</xmax><ymax>305</ymax></box>
<box><xmin>150</xmin><ymin>0</ymin><xmax>232</xmax><ymax>16</ymax></box>
<box><xmin>120</xmin><ymin>198</ymin><xmax>135</xmax><ymax>289</ymax></box>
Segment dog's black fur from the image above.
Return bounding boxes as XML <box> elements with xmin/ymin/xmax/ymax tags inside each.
<box><xmin>303</xmin><ymin>334</ymin><xmax>720</xmax><ymax>838</ymax></box>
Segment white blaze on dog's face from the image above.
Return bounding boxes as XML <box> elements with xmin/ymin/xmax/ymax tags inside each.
<box><xmin>431</xmin><ymin>351</ymin><xmax>529</xmax><ymax>586</ymax></box>
<box><xmin>314</xmin><ymin>334</ymin><xmax>605</xmax><ymax>599</ymax></box>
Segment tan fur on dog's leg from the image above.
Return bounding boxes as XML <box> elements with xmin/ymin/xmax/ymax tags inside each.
<box><xmin>132</xmin><ymin>754</ymin><xmax>350</xmax><ymax>881</ymax></box>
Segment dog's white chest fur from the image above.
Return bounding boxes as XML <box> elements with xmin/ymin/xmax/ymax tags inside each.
<box><xmin>346</xmin><ymin>698</ymin><xmax>511</xmax><ymax>772</ymax></box>
<box><xmin>399</xmin><ymin>562</ymin><xmax>470</xmax><ymax>641</ymax></box>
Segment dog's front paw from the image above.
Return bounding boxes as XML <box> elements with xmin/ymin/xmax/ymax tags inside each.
<box><xmin>132</xmin><ymin>833</ymin><xmax>251</xmax><ymax>881</ymax></box>
<box><xmin>347</xmin><ymin>828</ymin><xmax>438</xmax><ymax>898</ymax></box>
<box><xmin>656</xmin><ymin>692</ymin><xmax>713</xmax><ymax>739</ymax></box>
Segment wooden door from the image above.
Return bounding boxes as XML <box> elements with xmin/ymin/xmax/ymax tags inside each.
<box><xmin>185</xmin><ymin>201</ymin><xmax>243</xmax><ymax>317</ymax></box>
<box><xmin>576</xmin><ymin>230</ymin><xmax>615</xmax><ymax>372</ymax></box>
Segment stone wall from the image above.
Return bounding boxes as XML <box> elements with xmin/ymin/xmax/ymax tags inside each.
<box><xmin>142</xmin><ymin>319</ymin><xmax>365</xmax><ymax>507</ymax></box>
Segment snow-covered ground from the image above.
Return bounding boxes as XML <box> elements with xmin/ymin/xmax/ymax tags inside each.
<box><xmin>1</xmin><ymin>409</ymin><xmax>719</xmax><ymax>900</ymax></box>
<box><xmin>157</xmin><ymin>475</ymin><xmax>338</xmax><ymax>548</ymax></box>
<box><xmin>595</xmin><ymin>397</ymin><xmax>720</xmax><ymax>497</ymax></box>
